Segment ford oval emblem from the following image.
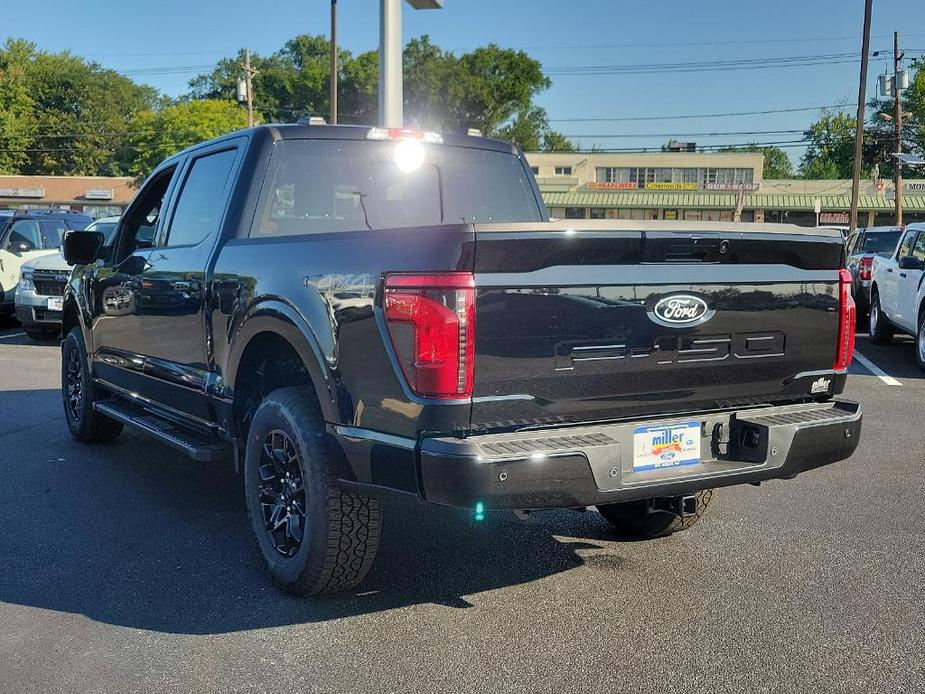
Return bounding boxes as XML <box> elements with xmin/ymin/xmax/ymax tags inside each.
<box><xmin>649</xmin><ymin>294</ymin><xmax>714</xmax><ymax>327</ymax></box>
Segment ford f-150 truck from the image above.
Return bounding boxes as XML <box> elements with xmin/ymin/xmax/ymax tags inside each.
<box><xmin>60</xmin><ymin>124</ymin><xmax>862</xmax><ymax>596</ymax></box>
<box><xmin>868</xmin><ymin>222</ymin><xmax>925</xmax><ymax>369</ymax></box>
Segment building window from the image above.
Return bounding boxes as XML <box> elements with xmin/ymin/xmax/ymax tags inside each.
<box><xmin>555</xmin><ymin>166</ymin><xmax>573</xmax><ymax>176</ymax></box>
<box><xmin>589</xmin><ymin>208</ymin><xmax>606</xmax><ymax>219</ymax></box>
<box><xmin>530</xmin><ymin>166</ymin><xmax>539</xmax><ymax>175</ymax></box>
<box><xmin>565</xmin><ymin>207</ymin><xmax>586</xmax><ymax>219</ymax></box>
<box><xmin>596</xmin><ymin>167</ymin><xmax>632</xmax><ymax>183</ymax></box>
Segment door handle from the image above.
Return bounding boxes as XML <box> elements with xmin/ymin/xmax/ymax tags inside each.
<box><xmin>900</xmin><ymin>272</ymin><xmax>907</xmax><ymax>278</ymax></box>
<box><xmin>887</xmin><ymin>268</ymin><xmax>893</xmax><ymax>273</ymax></box>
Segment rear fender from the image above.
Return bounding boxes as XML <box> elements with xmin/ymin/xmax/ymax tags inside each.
<box><xmin>225</xmin><ymin>299</ymin><xmax>338</xmax><ymax>424</ymax></box>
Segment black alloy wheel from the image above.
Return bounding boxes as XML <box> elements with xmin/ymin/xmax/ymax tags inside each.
<box><xmin>65</xmin><ymin>344</ymin><xmax>84</xmax><ymax>423</ymax></box>
<box><xmin>257</xmin><ymin>429</ymin><xmax>308</xmax><ymax>557</ymax></box>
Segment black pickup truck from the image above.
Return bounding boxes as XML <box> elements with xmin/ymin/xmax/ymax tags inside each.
<box><xmin>60</xmin><ymin>124</ymin><xmax>862</xmax><ymax>595</ymax></box>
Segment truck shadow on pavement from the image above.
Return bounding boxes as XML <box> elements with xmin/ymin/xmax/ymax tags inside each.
<box><xmin>0</xmin><ymin>390</ymin><xmax>624</xmax><ymax>635</ymax></box>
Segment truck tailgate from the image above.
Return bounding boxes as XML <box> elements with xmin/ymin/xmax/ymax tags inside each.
<box><xmin>471</xmin><ymin>221</ymin><xmax>846</xmax><ymax>430</ymax></box>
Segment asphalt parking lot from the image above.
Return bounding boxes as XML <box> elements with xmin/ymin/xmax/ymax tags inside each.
<box><xmin>1</xmin><ymin>320</ymin><xmax>924</xmax><ymax>694</ymax></box>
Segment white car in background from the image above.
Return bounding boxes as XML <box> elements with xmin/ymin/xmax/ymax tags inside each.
<box><xmin>868</xmin><ymin>223</ymin><xmax>925</xmax><ymax>370</ymax></box>
<box><xmin>15</xmin><ymin>216</ymin><xmax>120</xmax><ymax>340</ymax></box>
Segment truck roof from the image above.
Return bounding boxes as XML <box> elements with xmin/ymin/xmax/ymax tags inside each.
<box><xmin>499</xmin><ymin>219</ymin><xmax>845</xmax><ymax>238</ymax></box>
<box><xmin>167</xmin><ymin>123</ymin><xmax>519</xmax><ymax>164</ymax></box>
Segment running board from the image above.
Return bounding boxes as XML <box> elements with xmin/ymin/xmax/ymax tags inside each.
<box><xmin>93</xmin><ymin>399</ymin><xmax>229</xmax><ymax>462</ymax></box>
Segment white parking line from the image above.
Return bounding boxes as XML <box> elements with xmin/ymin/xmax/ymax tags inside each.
<box><xmin>0</xmin><ymin>332</ymin><xmax>25</xmax><ymax>340</ymax></box>
<box><xmin>853</xmin><ymin>351</ymin><xmax>902</xmax><ymax>386</ymax></box>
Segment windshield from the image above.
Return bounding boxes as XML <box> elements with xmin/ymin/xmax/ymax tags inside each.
<box><xmin>862</xmin><ymin>231</ymin><xmax>901</xmax><ymax>253</ymax></box>
<box><xmin>252</xmin><ymin>139</ymin><xmax>543</xmax><ymax>237</ymax></box>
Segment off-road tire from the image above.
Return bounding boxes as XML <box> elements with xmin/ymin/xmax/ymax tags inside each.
<box><xmin>868</xmin><ymin>292</ymin><xmax>894</xmax><ymax>345</ymax></box>
<box><xmin>597</xmin><ymin>489</ymin><xmax>715</xmax><ymax>539</ymax></box>
<box><xmin>244</xmin><ymin>387</ymin><xmax>381</xmax><ymax>596</ymax></box>
<box><xmin>61</xmin><ymin>327</ymin><xmax>123</xmax><ymax>442</ymax></box>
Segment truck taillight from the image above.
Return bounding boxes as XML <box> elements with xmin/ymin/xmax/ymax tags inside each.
<box><xmin>858</xmin><ymin>256</ymin><xmax>873</xmax><ymax>281</ymax></box>
<box><xmin>384</xmin><ymin>273</ymin><xmax>475</xmax><ymax>399</ymax></box>
<box><xmin>834</xmin><ymin>268</ymin><xmax>856</xmax><ymax>371</ymax></box>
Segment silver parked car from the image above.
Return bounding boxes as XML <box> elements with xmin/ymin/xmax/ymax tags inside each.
<box><xmin>844</xmin><ymin>225</ymin><xmax>904</xmax><ymax>316</ymax></box>
<box><xmin>15</xmin><ymin>216</ymin><xmax>120</xmax><ymax>340</ymax></box>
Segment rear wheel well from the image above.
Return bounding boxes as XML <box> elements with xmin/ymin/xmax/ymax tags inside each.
<box><xmin>232</xmin><ymin>332</ymin><xmax>316</xmax><ymax>439</ymax></box>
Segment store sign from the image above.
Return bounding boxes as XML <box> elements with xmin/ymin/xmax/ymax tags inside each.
<box><xmin>820</xmin><ymin>212</ymin><xmax>850</xmax><ymax>224</ymax></box>
<box><xmin>645</xmin><ymin>182</ymin><xmax>699</xmax><ymax>190</ymax></box>
<box><xmin>704</xmin><ymin>182</ymin><xmax>759</xmax><ymax>191</ymax></box>
<box><xmin>0</xmin><ymin>187</ymin><xmax>46</xmax><ymax>198</ymax></box>
<box><xmin>906</xmin><ymin>182</ymin><xmax>925</xmax><ymax>193</ymax></box>
<box><xmin>587</xmin><ymin>182</ymin><xmax>638</xmax><ymax>190</ymax></box>
<box><xmin>85</xmin><ymin>188</ymin><xmax>114</xmax><ymax>200</ymax></box>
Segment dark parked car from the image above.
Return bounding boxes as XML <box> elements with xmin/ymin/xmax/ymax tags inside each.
<box><xmin>845</xmin><ymin>225</ymin><xmax>904</xmax><ymax>315</ymax></box>
<box><xmin>60</xmin><ymin>124</ymin><xmax>862</xmax><ymax>596</ymax></box>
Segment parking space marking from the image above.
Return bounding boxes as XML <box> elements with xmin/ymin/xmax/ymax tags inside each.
<box><xmin>853</xmin><ymin>351</ymin><xmax>902</xmax><ymax>386</ymax></box>
<box><xmin>0</xmin><ymin>332</ymin><xmax>25</xmax><ymax>340</ymax></box>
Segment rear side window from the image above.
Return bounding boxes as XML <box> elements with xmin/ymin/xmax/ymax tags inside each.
<box><xmin>862</xmin><ymin>231</ymin><xmax>901</xmax><ymax>253</ymax></box>
<box><xmin>251</xmin><ymin>139</ymin><xmax>543</xmax><ymax>237</ymax></box>
<box><xmin>166</xmin><ymin>148</ymin><xmax>237</xmax><ymax>247</ymax></box>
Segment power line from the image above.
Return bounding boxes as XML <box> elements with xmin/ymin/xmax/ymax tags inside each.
<box><xmin>550</xmin><ymin>104</ymin><xmax>855</xmax><ymax>123</ymax></box>
<box><xmin>545</xmin><ymin>52</ymin><xmax>872</xmax><ymax>76</ymax></box>
<box><xmin>515</xmin><ymin>33</ymin><xmax>925</xmax><ymax>52</ymax></box>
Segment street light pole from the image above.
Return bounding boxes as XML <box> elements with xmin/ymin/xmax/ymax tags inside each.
<box><xmin>849</xmin><ymin>0</ymin><xmax>873</xmax><ymax>236</ymax></box>
<box><xmin>379</xmin><ymin>0</ymin><xmax>443</xmax><ymax>128</ymax></box>
<box><xmin>379</xmin><ymin>0</ymin><xmax>403</xmax><ymax>128</ymax></box>
<box><xmin>894</xmin><ymin>30</ymin><xmax>904</xmax><ymax>226</ymax></box>
<box><xmin>330</xmin><ymin>0</ymin><xmax>338</xmax><ymax>124</ymax></box>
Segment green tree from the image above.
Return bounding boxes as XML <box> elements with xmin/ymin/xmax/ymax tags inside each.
<box><xmin>720</xmin><ymin>144</ymin><xmax>793</xmax><ymax>178</ymax></box>
<box><xmin>127</xmin><ymin>99</ymin><xmax>248</xmax><ymax>177</ymax></box>
<box><xmin>0</xmin><ymin>38</ymin><xmax>159</xmax><ymax>176</ymax></box>
<box><xmin>0</xmin><ymin>39</ymin><xmax>34</xmax><ymax>174</ymax></box>
<box><xmin>187</xmin><ymin>35</ymin><xmax>571</xmax><ymax>147</ymax></box>
<box><xmin>799</xmin><ymin>109</ymin><xmax>860</xmax><ymax>179</ymax></box>
<box><xmin>495</xmin><ymin>105</ymin><xmax>574</xmax><ymax>152</ymax></box>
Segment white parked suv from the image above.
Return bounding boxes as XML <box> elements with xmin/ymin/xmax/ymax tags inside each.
<box><xmin>14</xmin><ymin>216</ymin><xmax>120</xmax><ymax>340</ymax></box>
<box><xmin>868</xmin><ymin>223</ymin><xmax>925</xmax><ymax>369</ymax></box>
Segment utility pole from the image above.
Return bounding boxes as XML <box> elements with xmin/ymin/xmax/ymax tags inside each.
<box><xmin>849</xmin><ymin>0</ymin><xmax>873</xmax><ymax>237</ymax></box>
<box><xmin>244</xmin><ymin>49</ymin><xmax>255</xmax><ymax>128</ymax></box>
<box><xmin>330</xmin><ymin>0</ymin><xmax>338</xmax><ymax>124</ymax></box>
<box><xmin>894</xmin><ymin>30</ymin><xmax>904</xmax><ymax>225</ymax></box>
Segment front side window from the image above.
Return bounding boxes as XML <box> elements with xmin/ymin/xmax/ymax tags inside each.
<box><xmin>166</xmin><ymin>149</ymin><xmax>237</xmax><ymax>247</ymax></box>
<box><xmin>251</xmin><ymin>139</ymin><xmax>543</xmax><ymax>236</ymax></box>
<box><xmin>912</xmin><ymin>233</ymin><xmax>925</xmax><ymax>264</ymax></box>
<box><xmin>115</xmin><ymin>167</ymin><xmax>176</xmax><ymax>262</ymax></box>
<box><xmin>6</xmin><ymin>220</ymin><xmax>42</xmax><ymax>251</ymax></box>
<box><xmin>897</xmin><ymin>230</ymin><xmax>916</xmax><ymax>259</ymax></box>
<box><xmin>41</xmin><ymin>221</ymin><xmax>69</xmax><ymax>249</ymax></box>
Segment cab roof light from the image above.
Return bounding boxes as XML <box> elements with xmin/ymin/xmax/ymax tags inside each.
<box><xmin>466</xmin><ymin>128</ymin><xmax>483</xmax><ymax>137</ymax></box>
<box><xmin>367</xmin><ymin>127</ymin><xmax>443</xmax><ymax>144</ymax></box>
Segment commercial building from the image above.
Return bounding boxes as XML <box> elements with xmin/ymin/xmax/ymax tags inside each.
<box><xmin>526</xmin><ymin>151</ymin><xmax>925</xmax><ymax>226</ymax></box>
<box><xmin>0</xmin><ymin>175</ymin><xmax>135</xmax><ymax>219</ymax></box>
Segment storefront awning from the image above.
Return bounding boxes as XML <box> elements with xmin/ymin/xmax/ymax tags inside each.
<box><xmin>541</xmin><ymin>191</ymin><xmax>925</xmax><ymax>211</ymax></box>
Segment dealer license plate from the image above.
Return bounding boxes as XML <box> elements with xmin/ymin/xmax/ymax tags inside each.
<box><xmin>632</xmin><ymin>421</ymin><xmax>701</xmax><ymax>471</ymax></box>
<box><xmin>47</xmin><ymin>297</ymin><xmax>63</xmax><ymax>312</ymax></box>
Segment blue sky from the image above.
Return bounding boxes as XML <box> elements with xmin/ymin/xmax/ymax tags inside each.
<box><xmin>2</xmin><ymin>0</ymin><xmax>924</xmax><ymax>164</ymax></box>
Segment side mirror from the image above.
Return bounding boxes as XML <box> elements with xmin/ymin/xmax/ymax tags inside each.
<box><xmin>12</xmin><ymin>241</ymin><xmax>33</xmax><ymax>254</ymax></box>
<box><xmin>63</xmin><ymin>230</ymin><xmax>105</xmax><ymax>266</ymax></box>
<box><xmin>898</xmin><ymin>256</ymin><xmax>923</xmax><ymax>270</ymax></box>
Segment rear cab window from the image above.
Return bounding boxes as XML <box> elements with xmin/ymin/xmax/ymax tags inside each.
<box><xmin>250</xmin><ymin>139</ymin><xmax>543</xmax><ymax>238</ymax></box>
<box><xmin>862</xmin><ymin>231</ymin><xmax>902</xmax><ymax>254</ymax></box>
